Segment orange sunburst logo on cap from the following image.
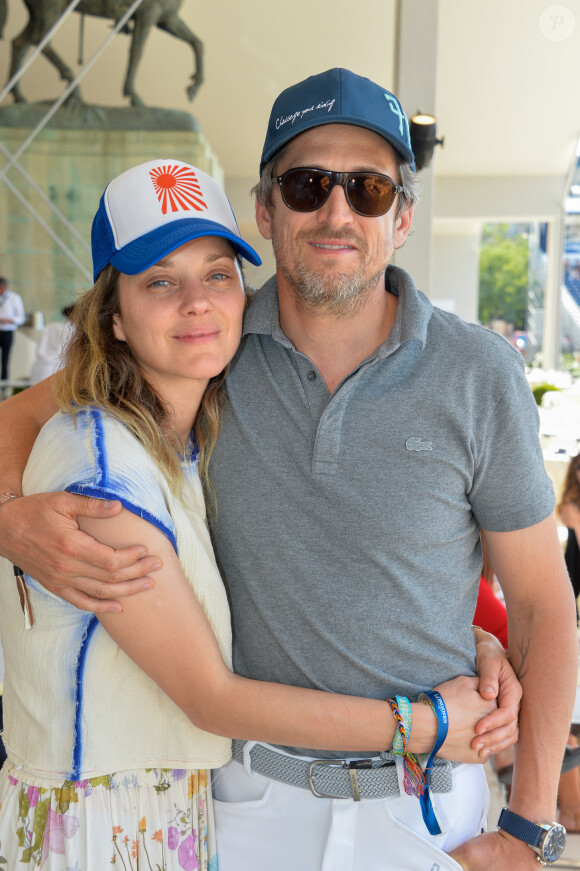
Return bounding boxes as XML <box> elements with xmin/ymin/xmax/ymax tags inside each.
<box><xmin>149</xmin><ymin>164</ymin><xmax>208</xmax><ymax>215</ymax></box>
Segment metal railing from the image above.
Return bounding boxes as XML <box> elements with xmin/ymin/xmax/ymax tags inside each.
<box><xmin>0</xmin><ymin>0</ymin><xmax>147</xmax><ymax>282</ymax></box>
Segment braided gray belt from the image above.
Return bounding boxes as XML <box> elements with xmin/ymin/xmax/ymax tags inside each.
<box><xmin>232</xmin><ymin>740</ymin><xmax>456</xmax><ymax>801</ymax></box>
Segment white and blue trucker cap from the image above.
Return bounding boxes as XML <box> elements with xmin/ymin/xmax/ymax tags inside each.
<box><xmin>260</xmin><ymin>68</ymin><xmax>415</xmax><ymax>173</ymax></box>
<box><xmin>91</xmin><ymin>159</ymin><xmax>261</xmax><ymax>282</ymax></box>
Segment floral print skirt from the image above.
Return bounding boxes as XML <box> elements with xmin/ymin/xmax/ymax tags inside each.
<box><xmin>0</xmin><ymin>761</ymin><xmax>218</xmax><ymax>870</ymax></box>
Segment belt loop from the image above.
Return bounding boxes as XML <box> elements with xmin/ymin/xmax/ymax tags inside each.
<box><xmin>242</xmin><ymin>741</ymin><xmax>258</xmax><ymax>776</ymax></box>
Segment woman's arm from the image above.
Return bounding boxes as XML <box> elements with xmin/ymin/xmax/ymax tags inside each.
<box><xmin>86</xmin><ymin>507</ymin><xmax>511</xmax><ymax>760</ymax></box>
<box><xmin>0</xmin><ymin>379</ymin><xmax>159</xmax><ymax>609</ymax></box>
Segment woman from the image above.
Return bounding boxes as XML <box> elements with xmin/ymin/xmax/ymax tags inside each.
<box><xmin>0</xmin><ymin>160</ymin><xmax>507</xmax><ymax>870</ymax></box>
<box><xmin>558</xmin><ymin>451</ymin><xmax>580</xmax><ymax>618</ymax></box>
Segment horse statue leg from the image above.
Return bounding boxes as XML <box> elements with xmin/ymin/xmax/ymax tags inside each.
<box><xmin>8</xmin><ymin>17</ymin><xmax>37</xmax><ymax>102</ymax></box>
<box><xmin>157</xmin><ymin>12</ymin><xmax>203</xmax><ymax>101</ymax></box>
<box><xmin>7</xmin><ymin>5</ymin><xmax>82</xmax><ymax>104</ymax></box>
<box><xmin>0</xmin><ymin>0</ymin><xmax>7</xmax><ymax>40</ymax></box>
<box><xmin>123</xmin><ymin>9</ymin><xmax>156</xmax><ymax>106</ymax></box>
<box><xmin>41</xmin><ymin>42</ymin><xmax>82</xmax><ymax>102</ymax></box>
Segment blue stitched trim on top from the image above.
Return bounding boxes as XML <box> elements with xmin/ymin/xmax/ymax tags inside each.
<box><xmin>66</xmin><ymin>484</ymin><xmax>178</xmax><ymax>553</ymax></box>
<box><xmin>68</xmin><ymin>407</ymin><xmax>178</xmax><ymax>552</ymax></box>
<box><xmin>66</xmin><ymin>407</ymin><xmax>179</xmax><ymax>776</ymax></box>
<box><xmin>87</xmin><ymin>406</ymin><xmax>108</xmax><ymax>486</ymax></box>
<box><xmin>179</xmin><ymin>431</ymin><xmax>199</xmax><ymax>465</ymax></box>
<box><xmin>71</xmin><ymin>615</ymin><xmax>99</xmax><ymax>778</ymax></box>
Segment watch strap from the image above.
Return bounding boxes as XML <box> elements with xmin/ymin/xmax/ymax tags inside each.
<box><xmin>497</xmin><ymin>808</ymin><xmax>543</xmax><ymax>848</ymax></box>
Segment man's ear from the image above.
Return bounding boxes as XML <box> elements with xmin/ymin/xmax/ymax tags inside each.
<box><xmin>112</xmin><ymin>313</ymin><xmax>126</xmax><ymax>342</ymax></box>
<box><xmin>394</xmin><ymin>206</ymin><xmax>414</xmax><ymax>250</ymax></box>
<box><xmin>255</xmin><ymin>198</ymin><xmax>273</xmax><ymax>241</ymax></box>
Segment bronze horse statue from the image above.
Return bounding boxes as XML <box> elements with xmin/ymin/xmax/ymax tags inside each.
<box><xmin>0</xmin><ymin>0</ymin><xmax>203</xmax><ymax>106</ymax></box>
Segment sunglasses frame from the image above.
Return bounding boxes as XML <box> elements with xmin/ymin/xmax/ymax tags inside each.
<box><xmin>272</xmin><ymin>167</ymin><xmax>404</xmax><ymax>218</ymax></box>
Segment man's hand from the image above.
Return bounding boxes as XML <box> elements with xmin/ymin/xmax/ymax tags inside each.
<box><xmin>0</xmin><ymin>492</ymin><xmax>161</xmax><ymax>612</ymax></box>
<box><xmin>449</xmin><ymin>830</ymin><xmax>541</xmax><ymax>870</ymax></box>
<box><xmin>472</xmin><ymin>627</ymin><xmax>521</xmax><ymax>757</ymax></box>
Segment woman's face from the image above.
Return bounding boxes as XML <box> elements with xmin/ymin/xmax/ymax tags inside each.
<box><xmin>113</xmin><ymin>236</ymin><xmax>245</xmax><ymax>406</ymax></box>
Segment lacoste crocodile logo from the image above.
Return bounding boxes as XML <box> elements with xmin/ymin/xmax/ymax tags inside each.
<box><xmin>405</xmin><ymin>438</ymin><xmax>433</xmax><ymax>452</ymax></box>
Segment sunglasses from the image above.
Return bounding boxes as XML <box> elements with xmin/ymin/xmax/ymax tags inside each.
<box><xmin>272</xmin><ymin>167</ymin><xmax>403</xmax><ymax>218</ymax></box>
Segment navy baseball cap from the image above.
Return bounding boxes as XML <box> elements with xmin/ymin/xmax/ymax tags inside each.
<box><xmin>260</xmin><ymin>68</ymin><xmax>415</xmax><ymax>174</ymax></box>
<box><xmin>91</xmin><ymin>159</ymin><xmax>261</xmax><ymax>283</ymax></box>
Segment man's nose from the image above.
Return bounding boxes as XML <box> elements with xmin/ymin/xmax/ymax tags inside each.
<box><xmin>315</xmin><ymin>182</ymin><xmax>355</xmax><ymax>225</ymax></box>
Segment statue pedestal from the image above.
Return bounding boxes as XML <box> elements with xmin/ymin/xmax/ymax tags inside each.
<box><xmin>0</xmin><ymin>114</ymin><xmax>223</xmax><ymax>322</ymax></box>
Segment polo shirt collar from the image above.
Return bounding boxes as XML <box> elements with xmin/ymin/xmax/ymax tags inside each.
<box><xmin>242</xmin><ymin>275</ymin><xmax>293</xmax><ymax>347</ymax></box>
<box><xmin>378</xmin><ymin>265</ymin><xmax>432</xmax><ymax>356</ymax></box>
<box><xmin>242</xmin><ymin>267</ymin><xmax>433</xmax><ymax>353</ymax></box>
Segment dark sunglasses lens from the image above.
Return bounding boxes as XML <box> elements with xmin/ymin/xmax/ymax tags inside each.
<box><xmin>347</xmin><ymin>174</ymin><xmax>397</xmax><ymax>216</ymax></box>
<box><xmin>281</xmin><ymin>170</ymin><xmax>330</xmax><ymax>212</ymax></box>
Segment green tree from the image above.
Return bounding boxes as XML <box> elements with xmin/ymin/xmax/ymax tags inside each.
<box><xmin>478</xmin><ymin>224</ymin><xmax>529</xmax><ymax>330</ymax></box>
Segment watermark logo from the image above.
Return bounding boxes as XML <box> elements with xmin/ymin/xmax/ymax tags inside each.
<box><xmin>539</xmin><ymin>4</ymin><xmax>576</xmax><ymax>40</ymax></box>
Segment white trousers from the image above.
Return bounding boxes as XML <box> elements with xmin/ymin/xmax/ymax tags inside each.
<box><xmin>212</xmin><ymin>744</ymin><xmax>489</xmax><ymax>871</ymax></box>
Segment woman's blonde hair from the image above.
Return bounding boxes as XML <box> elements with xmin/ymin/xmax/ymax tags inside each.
<box><xmin>558</xmin><ymin>452</ymin><xmax>580</xmax><ymax>515</ymax></box>
<box><xmin>56</xmin><ymin>264</ymin><xmax>230</xmax><ymax>510</ymax></box>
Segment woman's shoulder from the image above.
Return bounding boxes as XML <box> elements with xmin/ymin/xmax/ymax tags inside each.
<box><xmin>25</xmin><ymin>406</ymin><xmax>158</xmax><ymax>495</ymax></box>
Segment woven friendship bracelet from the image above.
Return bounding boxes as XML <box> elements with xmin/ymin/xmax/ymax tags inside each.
<box><xmin>388</xmin><ymin>696</ymin><xmax>406</xmax><ymax>752</ymax></box>
<box><xmin>392</xmin><ymin>695</ymin><xmax>412</xmax><ymax>754</ymax></box>
<box><xmin>387</xmin><ymin>697</ymin><xmax>424</xmax><ymax>797</ymax></box>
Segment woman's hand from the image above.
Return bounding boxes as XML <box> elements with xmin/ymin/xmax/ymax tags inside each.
<box><xmin>408</xmin><ymin>675</ymin><xmax>498</xmax><ymax>763</ymax></box>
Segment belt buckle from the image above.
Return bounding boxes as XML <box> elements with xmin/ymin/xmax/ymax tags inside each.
<box><xmin>307</xmin><ymin>758</ymin><xmax>372</xmax><ymax>801</ymax></box>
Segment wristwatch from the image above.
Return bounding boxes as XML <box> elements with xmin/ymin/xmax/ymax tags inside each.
<box><xmin>497</xmin><ymin>808</ymin><xmax>567</xmax><ymax>864</ymax></box>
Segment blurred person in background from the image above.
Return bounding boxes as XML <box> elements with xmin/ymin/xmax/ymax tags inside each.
<box><xmin>0</xmin><ymin>276</ymin><xmax>25</xmax><ymax>385</ymax></box>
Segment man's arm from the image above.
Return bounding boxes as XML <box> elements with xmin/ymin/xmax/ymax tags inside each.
<box><xmin>0</xmin><ymin>379</ymin><xmax>159</xmax><ymax>611</ymax></box>
<box><xmin>0</xmin><ymin>377</ymin><xmax>58</xmax><ymax>493</ymax></box>
<box><xmin>450</xmin><ymin>513</ymin><xmax>578</xmax><ymax>869</ymax></box>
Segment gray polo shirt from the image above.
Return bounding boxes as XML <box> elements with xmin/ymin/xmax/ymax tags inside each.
<box><xmin>210</xmin><ymin>266</ymin><xmax>554</xmax><ymax>757</ymax></box>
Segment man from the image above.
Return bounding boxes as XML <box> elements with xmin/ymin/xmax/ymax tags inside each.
<box><xmin>0</xmin><ymin>69</ymin><xmax>575</xmax><ymax>869</ymax></box>
<box><xmin>0</xmin><ymin>276</ymin><xmax>25</xmax><ymax>385</ymax></box>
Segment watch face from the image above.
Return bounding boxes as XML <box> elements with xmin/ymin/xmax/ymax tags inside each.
<box><xmin>541</xmin><ymin>825</ymin><xmax>567</xmax><ymax>862</ymax></box>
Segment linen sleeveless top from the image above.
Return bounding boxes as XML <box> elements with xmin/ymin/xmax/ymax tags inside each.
<box><xmin>0</xmin><ymin>407</ymin><xmax>232</xmax><ymax>783</ymax></box>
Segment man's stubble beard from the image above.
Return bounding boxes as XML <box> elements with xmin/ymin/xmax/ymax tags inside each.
<box><xmin>271</xmin><ymin>224</ymin><xmax>395</xmax><ymax>320</ymax></box>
